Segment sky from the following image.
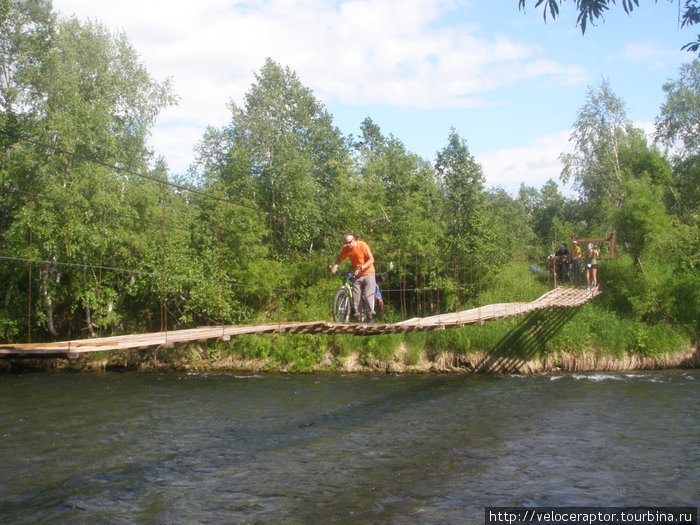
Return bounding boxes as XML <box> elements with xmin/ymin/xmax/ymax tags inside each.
<box><xmin>51</xmin><ymin>0</ymin><xmax>695</xmax><ymax>195</ymax></box>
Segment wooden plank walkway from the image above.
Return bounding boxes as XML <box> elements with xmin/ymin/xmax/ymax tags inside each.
<box><xmin>0</xmin><ymin>287</ymin><xmax>599</xmax><ymax>359</ymax></box>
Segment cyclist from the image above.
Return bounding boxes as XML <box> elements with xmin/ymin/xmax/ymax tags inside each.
<box><xmin>555</xmin><ymin>243</ymin><xmax>570</xmax><ymax>280</ymax></box>
<box><xmin>330</xmin><ymin>234</ymin><xmax>376</xmax><ymax>323</ymax></box>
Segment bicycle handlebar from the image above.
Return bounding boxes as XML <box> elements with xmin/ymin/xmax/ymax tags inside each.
<box><xmin>329</xmin><ymin>266</ymin><xmax>386</xmax><ymax>284</ymax></box>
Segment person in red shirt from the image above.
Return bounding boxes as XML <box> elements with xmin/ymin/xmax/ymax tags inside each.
<box><xmin>331</xmin><ymin>233</ymin><xmax>376</xmax><ymax>322</ymax></box>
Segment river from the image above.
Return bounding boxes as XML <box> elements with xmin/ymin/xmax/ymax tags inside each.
<box><xmin>0</xmin><ymin>370</ymin><xmax>697</xmax><ymax>524</ymax></box>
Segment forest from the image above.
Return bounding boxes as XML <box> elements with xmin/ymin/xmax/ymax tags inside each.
<box><xmin>1</xmin><ymin>1</ymin><xmax>698</xmax><ymax>369</ymax></box>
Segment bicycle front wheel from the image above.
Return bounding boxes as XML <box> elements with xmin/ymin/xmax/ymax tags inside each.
<box><xmin>333</xmin><ymin>288</ymin><xmax>351</xmax><ymax>323</ymax></box>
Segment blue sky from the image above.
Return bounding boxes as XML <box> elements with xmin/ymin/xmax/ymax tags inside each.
<box><xmin>51</xmin><ymin>0</ymin><xmax>695</xmax><ymax>194</ymax></box>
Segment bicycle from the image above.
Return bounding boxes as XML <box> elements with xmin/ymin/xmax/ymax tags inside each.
<box><xmin>332</xmin><ymin>271</ymin><xmax>384</xmax><ymax>323</ymax></box>
<box><xmin>570</xmin><ymin>257</ymin><xmax>584</xmax><ymax>285</ymax></box>
<box><xmin>554</xmin><ymin>255</ymin><xmax>571</xmax><ymax>283</ymax></box>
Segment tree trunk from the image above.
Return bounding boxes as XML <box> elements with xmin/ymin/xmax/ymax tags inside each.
<box><xmin>41</xmin><ymin>263</ymin><xmax>58</xmax><ymax>337</ymax></box>
<box><xmin>82</xmin><ymin>266</ymin><xmax>95</xmax><ymax>337</ymax></box>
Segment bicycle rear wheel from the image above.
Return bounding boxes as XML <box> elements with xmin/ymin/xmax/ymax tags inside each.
<box><xmin>333</xmin><ymin>288</ymin><xmax>351</xmax><ymax>323</ymax></box>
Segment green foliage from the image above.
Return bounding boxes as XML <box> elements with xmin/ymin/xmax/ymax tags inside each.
<box><xmin>425</xmin><ymin>328</ymin><xmax>472</xmax><ymax>354</ymax></box>
<box><xmin>361</xmin><ymin>334</ymin><xmax>402</xmax><ymax>363</ymax></box>
<box><xmin>0</xmin><ymin>310</ymin><xmax>19</xmax><ymax>340</ymax></box>
<box><xmin>518</xmin><ymin>1</ymin><xmax>700</xmax><ymax>54</ymax></box>
<box><xmin>666</xmin><ymin>266</ymin><xmax>700</xmax><ymax>335</ymax></box>
<box><xmin>205</xmin><ymin>58</ymin><xmax>352</xmax><ymax>255</ymax></box>
<box><xmin>519</xmin><ymin>180</ymin><xmax>565</xmax><ymax>242</ymax></box>
<box><xmin>436</xmin><ymin>128</ymin><xmax>491</xmax><ymax>261</ymax></box>
<box><xmin>490</xmin><ymin>261</ymin><xmax>548</xmax><ymax>302</ymax></box>
<box><xmin>269</xmin><ymin>334</ymin><xmax>328</xmax><ymax>369</ymax></box>
<box><xmin>222</xmin><ymin>333</ymin><xmax>330</xmax><ymax>371</ymax></box>
<box><xmin>232</xmin><ymin>334</ymin><xmax>273</xmax><ymax>361</ymax></box>
<box><xmin>0</xmin><ymin>0</ymin><xmax>54</xmax><ymax>128</ymax></box>
<box><xmin>0</xmin><ymin>1</ymin><xmax>697</xmax><ymax>370</ymax></box>
<box><xmin>331</xmin><ymin>334</ymin><xmax>366</xmax><ymax>359</ymax></box>
<box><xmin>403</xmin><ymin>332</ymin><xmax>426</xmax><ymax>365</ymax></box>
<box><xmin>669</xmin><ymin>155</ymin><xmax>700</xmax><ymax>220</ymax></box>
<box><xmin>628</xmin><ymin>322</ymin><xmax>689</xmax><ymax>357</ymax></box>
<box><xmin>487</xmin><ymin>188</ymin><xmax>537</xmax><ymax>259</ymax></box>
<box><xmin>656</xmin><ymin>59</ymin><xmax>700</xmax><ymax>156</ymax></box>
<box><xmin>614</xmin><ymin>176</ymin><xmax>669</xmax><ymax>262</ymax></box>
<box><xmin>561</xmin><ymin>78</ymin><xmax>632</xmax><ymax>225</ymax></box>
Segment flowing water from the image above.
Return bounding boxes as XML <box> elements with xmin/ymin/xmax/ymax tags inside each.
<box><xmin>0</xmin><ymin>370</ymin><xmax>697</xmax><ymax>524</ymax></box>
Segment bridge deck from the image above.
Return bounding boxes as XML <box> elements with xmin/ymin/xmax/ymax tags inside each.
<box><xmin>0</xmin><ymin>287</ymin><xmax>599</xmax><ymax>359</ymax></box>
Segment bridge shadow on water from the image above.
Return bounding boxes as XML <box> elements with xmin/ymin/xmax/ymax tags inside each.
<box><xmin>472</xmin><ymin>306</ymin><xmax>581</xmax><ymax>374</ymax></box>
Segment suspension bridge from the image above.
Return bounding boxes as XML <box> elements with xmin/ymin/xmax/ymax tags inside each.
<box><xmin>0</xmin><ymin>286</ymin><xmax>599</xmax><ymax>359</ymax></box>
<box><xmin>0</xmin><ymin>132</ymin><xmax>606</xmax><ymax>361</ymax></box>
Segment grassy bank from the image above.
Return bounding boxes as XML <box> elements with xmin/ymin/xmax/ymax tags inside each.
<box><xmin>4</xmin><ymin>301</ymin><xmax>696</xmax><ymax>374</ymax></box>
<box><xmin>2</xmin><ymin>262</ymin><xmax>696</xmax><ymax>374</ymax></box>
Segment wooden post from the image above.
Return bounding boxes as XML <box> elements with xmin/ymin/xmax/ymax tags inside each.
<box><xmin>609</xmin><ymin>232</ymin><xmax>615</xmax><ymax>259</ymax></box>
<box><xmin>27</xmin><ymin>196</ymin><xmax>33</xmax><ymax>343</ymax></box>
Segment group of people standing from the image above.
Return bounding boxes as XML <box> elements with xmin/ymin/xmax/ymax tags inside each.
<box><xmin>548</xmin><ymin>240</ymin><xmax>601</xmax><ymax>290</ymax></box>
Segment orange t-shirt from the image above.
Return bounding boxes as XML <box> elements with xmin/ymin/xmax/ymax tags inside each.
<box><xmin>338</xmin><ymin>240</ymin><xmax>375</xmax><ymax>276</ymax></box>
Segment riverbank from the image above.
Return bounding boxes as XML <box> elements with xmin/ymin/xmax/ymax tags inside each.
<box><xmin>3</xmin><ymin>343</ymin><xmax>697</xmax><ymax>375</ymax></box>
<box><xmin>183</xmin><ymin>345</ymin><xmax>700</xmax><ymax>374</ymax></box>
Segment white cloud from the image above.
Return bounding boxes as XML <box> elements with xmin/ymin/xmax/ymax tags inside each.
<box><xmin>477</xmin><ymin>130</ymin><xmax>575</xmax><ymax>195</ymax></box>
<box><xmin>52</xmin><ymin>0</ymin><xmax>591</xmax><ymax>175</ymax></box>
<box><xmin>478</xmin><ymin>122</ymin><xmax>664</xmax><ymax>197</ymax></box>
<box><xmin>149</xmin><ymin>122</ymin><xmax>204</xmax><ymax>174</ymax></box>
<box><xmin>607</xmin><ymin>41</ymin><xmax>686</xmax><ymax>70</ymax></box>
<box><xmin>53</xmin><ymin>0</ymin><xmax>584</xmax><ymax>108</ymax></box>
<box><xmin>635</xmin><ymin>121</ymin><xmax>656</xmax><ymax>140</ymax></box>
